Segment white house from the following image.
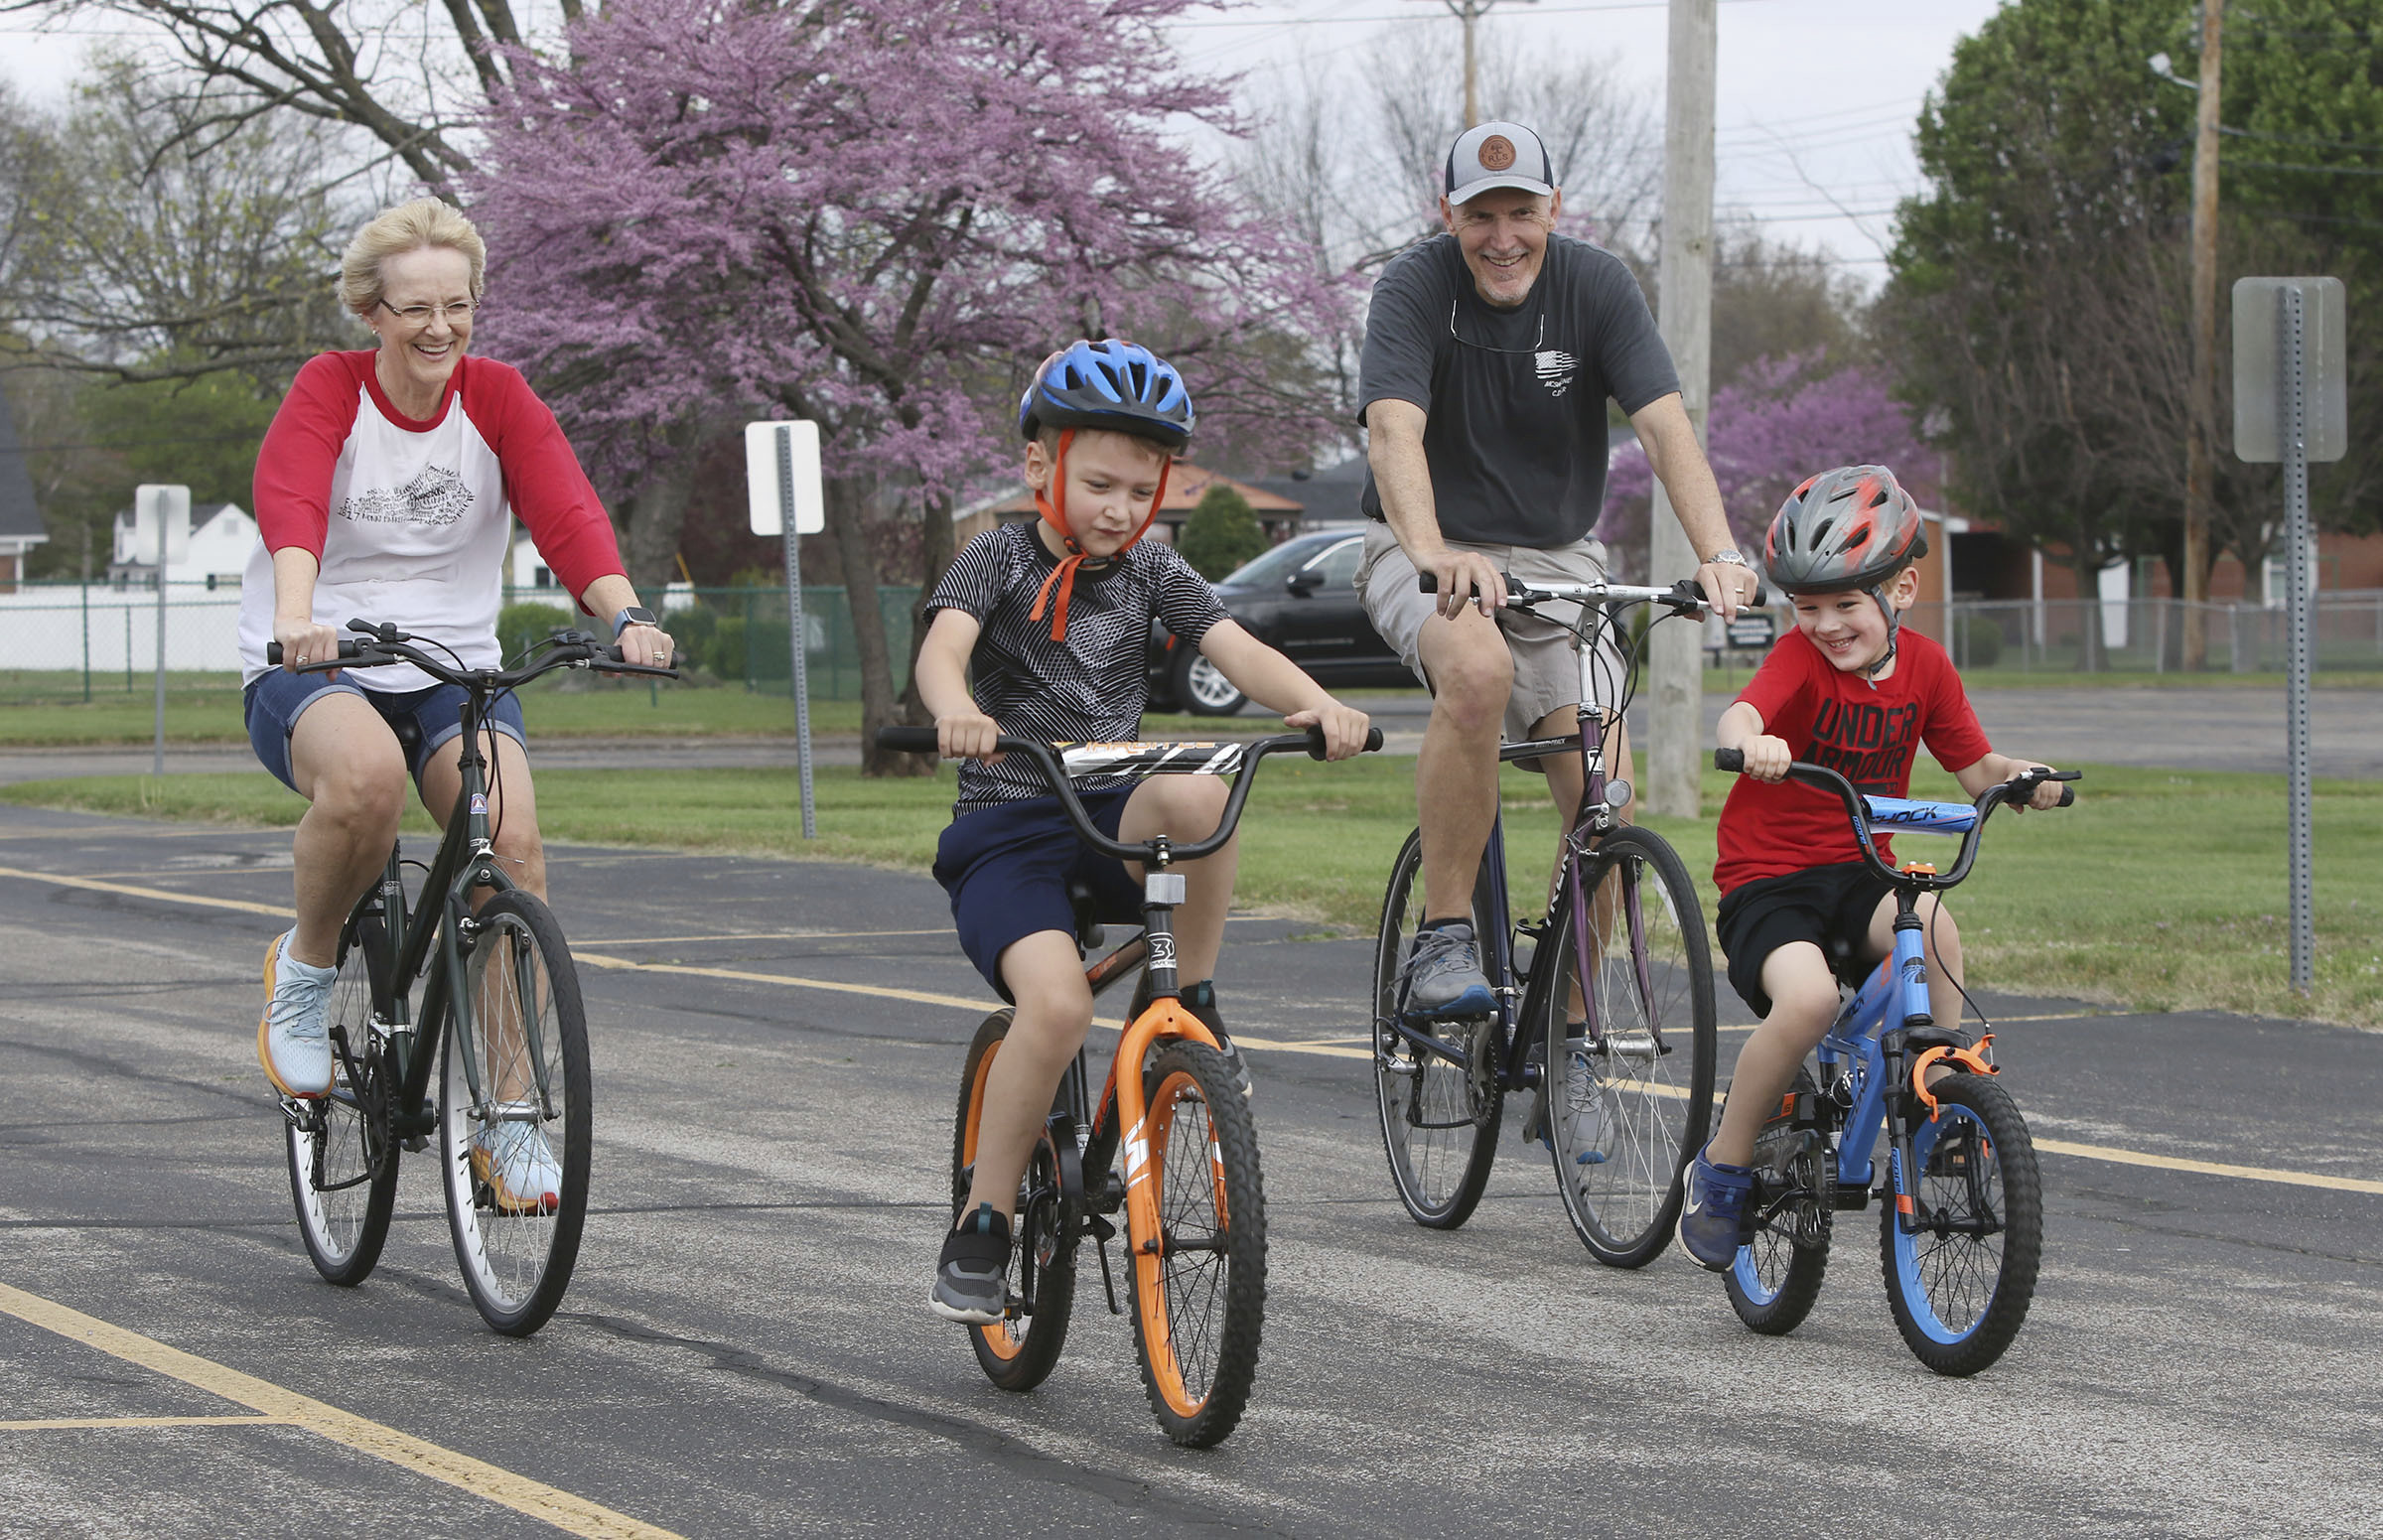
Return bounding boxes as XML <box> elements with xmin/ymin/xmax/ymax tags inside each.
<box><xmin>109</xmin><ymin>501</ymin><xmax>258</xmax><ymax>588</ymax></box>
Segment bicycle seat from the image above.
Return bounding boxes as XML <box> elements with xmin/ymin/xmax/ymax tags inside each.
<box><xmin>389</xmin><ymin>715</ymin><xmax>422</xmax><ymax>755</ymax></box>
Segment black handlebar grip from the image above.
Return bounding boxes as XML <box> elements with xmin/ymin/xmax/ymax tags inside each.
<box><xmin>1415</xmin><ymin>571</ymin><xmax>1515</xmax><ymax>596</ymax></box>
<box><xmin>1714</xmin><ymin>748</ymin><xmax>1746</xmax><ymax>772</ymax></box>
<box><xmin>2056</xmin><ymin>785</ymin><xmax>2075</xmax><ymax>808</ymax></box>
<box><xmin>876</xmin><ymin>726</ymin><xmax>943</xmax><ymax>755</ymax></box>
<box><xmin>266</xmin><ymin>639</ymin><xmax>359</xmax><ymax>665</ymax></box>
<box><xmin>1303</xmin><ymin>725</ymin><xmax>1387</xmax><ymax>760</ymax></box>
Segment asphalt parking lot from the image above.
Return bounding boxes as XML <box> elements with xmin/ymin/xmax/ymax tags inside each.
<box><xmin>2</xmin><ymin>807</ymin><xmax>2379</xmax><ymax>1537</ymax></box>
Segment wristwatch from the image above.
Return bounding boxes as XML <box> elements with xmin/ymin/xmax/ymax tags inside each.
<box><xmin>612</xmin><ymin>606</ymin><xmax>660</xmax><ymax>638</ymax></box>
<box><xmin>1706</xmin><ymin>548</ymin><xmax>1751</xmax><ymax>568</ymax></box>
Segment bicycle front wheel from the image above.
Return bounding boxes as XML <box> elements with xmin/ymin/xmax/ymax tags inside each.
<box><xmin>951</xmin><ymin>1010</ymin><xmax>1078</xmax><ymax>1391</ymax></box>
<box><xmin>285</xmin><ymin>910</ymin><xmax>398</xmax><ymax>1286</ymax></box>
<box><xmin>439</xmin><ymin>892</ymin><xmax>591</xmax><ymax>1337</ymax></box>
<box><xmin>1881</xmin><ymin>1072</ymin><xmax>2041</xmax><ymax>1376</ymax></box>
<box><xmin>1540</xmin><ymin>825</ymin><xmax>1716</xmax><ymax>1267</ymax></box>
<box><xmin>1130</xmin><ymin>1042</ymin><xmax>1265</xmax><ymax>1449</ymax></box>
<box><xmin>1372</xmin><ymin>829</ymin><xmax>1503</xmax><ymax>1229</ymax></box>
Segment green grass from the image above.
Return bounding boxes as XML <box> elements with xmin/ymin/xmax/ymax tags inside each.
<box><xmin>5</xmin><ymin>757</ymin><xmax>2377</xmax><ymax>1028</ymax></box>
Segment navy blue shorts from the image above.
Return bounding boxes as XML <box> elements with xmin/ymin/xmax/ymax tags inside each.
<box><xmin>243</xmin><ymin>668</ymin><xmax>528</xmax><ymax>794</ymax></box>
<box><xmin>932</xmin><ymin>788</ymin><xmax>1144</xmax><ymax>1000</ymax></box>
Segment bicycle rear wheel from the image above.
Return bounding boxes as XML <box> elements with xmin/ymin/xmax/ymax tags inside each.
<box><xmin>285</xmin><ymin>909</ymin><xmax>398</xmax><ymax>1286</ymax></box>
<box><xmin>1539</xmin><ymin>825</ymin><xmax>1716</xmax><ymax>1267</ymax></box>
<box><xmin>1372</xmin><ymin>829</ymin><xmax>1503</xmax><ymax>1228</ymax></box>
<box><xmin>950</xmin><ymin>1010</ymin><xmax>1078</xmax><ymax>1391</ymax></box>
<box><xmin>1881</xmin><ymin>1072</ymin><xmax>2041</xmax><ymax>1376</ymax></box>
<box><xmin>439</xmin><ymin>891</ymin><xmax>591</xmax><ymax>1337</ymax></box>
<box><xmin>1725</xmin><ymin>1066</ymin><xmax>1832</xmax><ymax>1333</ymax></box>
<box><xmin>1130</xmin><ymin>1041</ymin><xmax>1265</xmax><ymax>1449</ymax></box>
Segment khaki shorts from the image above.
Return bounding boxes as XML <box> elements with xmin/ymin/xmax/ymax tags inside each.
<box><xmin>1353</xmin><ymin>522</ymin><xmax>1625</xmax><ymax>751</ymax></box>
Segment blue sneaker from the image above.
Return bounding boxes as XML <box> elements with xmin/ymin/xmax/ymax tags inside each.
<box><xmin>1399</xmin><ymin>921</ymin><xmax>1496</xmax><ymax>1019</ymax></box>
<box><xmin>1677</xmin><ymin>1146</ymin><xmax>1755</xmax><ymax>1271</ymax></box>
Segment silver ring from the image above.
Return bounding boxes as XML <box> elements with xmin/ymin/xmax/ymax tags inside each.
<box><xmin>294</xmin><ymin>654</ymin><xmax>308</xmax><ymax>665</ymax></box>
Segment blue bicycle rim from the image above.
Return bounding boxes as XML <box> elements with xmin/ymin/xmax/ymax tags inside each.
<box><xmin>1890</xmin><ymin>1104</ymin><xmax>1999</xmax><ymax>1345</ymax></box>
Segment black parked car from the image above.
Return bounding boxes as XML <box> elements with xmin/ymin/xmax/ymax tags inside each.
<box><xmin>1148</xmin><ymin>527</ymin><xmax>1416</xmax><ymax>715</ymax></box>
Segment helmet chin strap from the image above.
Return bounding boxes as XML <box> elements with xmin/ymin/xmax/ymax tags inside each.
<box><xmin>1027</xmin><ymin>428</ymin><xmax>1173</xmax><ymax>641</ymax></box>
<box><xmin>1860</xmin><ymin>586</ymin><xmax>1900</xmax><ymax>680</ymax></box>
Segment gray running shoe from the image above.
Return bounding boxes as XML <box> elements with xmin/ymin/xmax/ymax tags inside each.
<box><xmin>1399</xmin><ymin>921</ymin><xmax>1496</xmax><ymax>1019</ymax></box>
<box><xmin>930</xmin><ymin>1206</ymin><xmax>1010</xmax><ymax>1325</ymax></box>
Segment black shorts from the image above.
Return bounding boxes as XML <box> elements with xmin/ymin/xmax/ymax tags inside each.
<box><xmin>1714</xmin><ymin>862</ymin><xmax>1895</xmax><ymax>1018</ymax></box>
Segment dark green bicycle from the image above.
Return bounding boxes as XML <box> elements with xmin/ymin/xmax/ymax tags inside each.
<box><xmin>270</xmin><ymin>621</ymin><xmax>675</xmax><ymax>1336</ymax></box>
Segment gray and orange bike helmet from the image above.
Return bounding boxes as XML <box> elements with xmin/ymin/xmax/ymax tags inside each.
<box><xmin>1763</xmin><ymin>465</ymin><xmax>1928</xmax><ymax>675</ymax></box>
<box><xmin>1016</xmin><ymin>340</ymin><xmax>1195</xmax><ymax>640</ymax></box>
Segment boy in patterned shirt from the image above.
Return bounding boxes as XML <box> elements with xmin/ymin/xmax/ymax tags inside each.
<box><xmin>914</xmin><ymin>341</ymin><xmax>1370</xmax><ymax>1323</ymax></box>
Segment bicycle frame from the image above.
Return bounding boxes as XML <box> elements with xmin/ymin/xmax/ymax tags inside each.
<box><xmin>338</xmin><ymin>706</ymin><xmax>519</xmax><ymax>1145</ymax></box>
<box><xmin>1384</xmin><ymin>579</ymin><xmax>1715</xmax><ymax>1093</ymax></box>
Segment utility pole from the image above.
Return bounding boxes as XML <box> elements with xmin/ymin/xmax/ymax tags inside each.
<box><xmin>1645</xmin><ymin>0</ymin><xmax>1717</xmax><ymax>819</ymax></box>
<box><xmin>1408</xmin><ymin>0</ymin><xmax>1537</xmax><ymax>128</ymax></box>
<box><xmin>2181</xmin><ymin>1</ymin><xmax>2225</xmax><ymax>671</ymax></box>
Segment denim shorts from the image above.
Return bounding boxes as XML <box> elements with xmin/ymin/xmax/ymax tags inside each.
<box><xmin>931</xmin><ymin>788</ymin><xmax>1143</xmax><ymax>1000</ymax></box>
<box><xmin>243</xmin><ymin>667</ymin><xmax>528</xmax><ymax>793</ymax></box>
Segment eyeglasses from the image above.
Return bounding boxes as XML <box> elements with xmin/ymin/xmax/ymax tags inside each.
<box><xmin>1447</xmin><ymin>299</ymin><xmax>1545</xmax><ymax>355</ymax></box>
<box><xmin>375</xmin><ymin>297</ymin><xmax>479</xmax><ymax>326</ymax></box>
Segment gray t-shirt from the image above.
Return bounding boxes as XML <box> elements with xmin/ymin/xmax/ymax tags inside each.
<box><xmin>1357</xmin><ymin>232</ymin><xmax>1679</xmax><ymax>547</ymax></box>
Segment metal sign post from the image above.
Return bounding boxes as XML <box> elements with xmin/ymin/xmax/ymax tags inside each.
<box><xmin>2233</xmin><ymin>277</ymin><xmax>2346</xmax><ymax>997</ymax></box>
<box><xmin>746</xmin><ymin>422</ymin><xmax>826</xmax><ymax>838</ymax></box>
<box><xmin>133</xmin><ymin>485</ymin><xmax>191</xmax><ymax>778</ymax></box>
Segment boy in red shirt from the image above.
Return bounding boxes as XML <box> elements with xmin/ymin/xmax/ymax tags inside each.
<box><xmin>1679</xmin><ymin>466</ymin><xmax>2065</xmax><ymax>1269</ymax></box>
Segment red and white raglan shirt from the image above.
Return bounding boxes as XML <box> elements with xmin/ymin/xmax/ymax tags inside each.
<box><xmin>241</xmin><ymin>350</ymin><xmax>625</xmax><ymax>693</ymax></box>
<box><xmin>1713</xmin><ymin>628</ymin><xmax>1994</xmax><ymax>895</ymax></box>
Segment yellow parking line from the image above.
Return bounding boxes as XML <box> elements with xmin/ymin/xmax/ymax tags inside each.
<box><xmin>0</xmin><ymin>1414</ymin><xmax>291</xmax><ymax>1431</ymax></box>
<box><xmin>2033</xmin><ymin>1138</ymin><xmax>2383</xmax><ymax>1196</ymax></box>
<box><xmin>0</xmin><ymin>1282</ymin><xmax>683</xmax><ymax>1539</ymax></box>
<box><xmin>0</xmin><ymin>865</ymin><xmax>291</xmax><ymax>919</ymax></box>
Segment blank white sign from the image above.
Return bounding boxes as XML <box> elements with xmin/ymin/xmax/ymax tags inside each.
<box><xmin>745</xmin><ymin>421</ymin><xmax>825</xmax><ymax>536</ymax></box>
<box><xmin>133</xmin><ymin>484</ymin><xmax>192</xmax><ymax>565</ymax></box>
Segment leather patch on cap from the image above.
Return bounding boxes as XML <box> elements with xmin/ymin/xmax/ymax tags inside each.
<box><xmin>1477</xmin><ymin>134</ymin><xmax>1517</xmax><ymax>171</ymax></box>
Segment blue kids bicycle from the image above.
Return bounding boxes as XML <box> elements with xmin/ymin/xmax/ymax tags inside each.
<box><xmin>1712</xmin><ymin>749</ymin><xmax>2077</xmax><ymax>1376</ymax></box>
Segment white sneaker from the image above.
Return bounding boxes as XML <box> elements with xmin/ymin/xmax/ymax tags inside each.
<box><xmin>1562</xmin><ymin>1042</ymin><xmax>1610</xmax><ymax>1167</ymax></box>
<box><xmin>471</xmin><ymin>1115</ymin><xmax>563</xmax><ymax>1215</ymax></box>
<box><xmin>258</xmin><ymin>931</ymin><xmax>337</xmax><ymax>1098</ymax></box>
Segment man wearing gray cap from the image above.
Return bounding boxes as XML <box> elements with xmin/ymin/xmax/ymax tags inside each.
<box><xmin>1356</xmin><ymin>119</ymin><xmax>1756</xmax><ymax>1017</ymax></box>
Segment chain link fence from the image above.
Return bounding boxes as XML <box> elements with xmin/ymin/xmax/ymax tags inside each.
<box><xmin>1906</xmin><ymin>594</ymin><xmax>2383</xmax><ymax>676</ymax></box>
<box><xmin>0</xmin><ymin>580</ymin><xmax>919</xmax><ymax>705</ymax></box>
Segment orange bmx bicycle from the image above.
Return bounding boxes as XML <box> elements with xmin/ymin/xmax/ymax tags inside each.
<box><xmin>879</xmin><ymin>724</ymin><xmax>1379</xmax><ymax>1447</ymax></box>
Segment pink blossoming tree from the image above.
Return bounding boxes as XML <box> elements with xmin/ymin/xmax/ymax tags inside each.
<box><xmin>1599</xmin><ymin>352</ymin><xmax>1944</xmax><ymax>578</ymax></box>
<box><xmin>467</xmin><ymin>0</ymin><xmax>1353</xmax><ymax>766</ymax></box>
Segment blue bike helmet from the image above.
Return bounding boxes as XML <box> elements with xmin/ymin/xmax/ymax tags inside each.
<box><xmin>1017</xmin><ymin>340</ymin><xmax>1195</xmax><ymax>450</ymax></box>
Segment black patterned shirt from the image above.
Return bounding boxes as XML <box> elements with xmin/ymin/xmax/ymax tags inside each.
<box><xmin>927</xmin><ymin>522</ymin><xmax>1227</xmax><ymax>809</ymax></box>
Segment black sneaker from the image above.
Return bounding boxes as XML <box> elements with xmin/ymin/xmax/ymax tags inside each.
<box><xmin>1182</xmin><ymin>983</ymin><xmax>1250</xmax><ymax>1099</ymax></box>
<box><xmin>930</xmin><ymin>1204</ymin><xmax>1010</xmax><ymax>1324</ymax></box>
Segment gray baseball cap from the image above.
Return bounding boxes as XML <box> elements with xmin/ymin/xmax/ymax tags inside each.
<box><xmin>1445</xmin><ymin>121</ymin><xmax>1557</xmax><ymax>206</ymax></box>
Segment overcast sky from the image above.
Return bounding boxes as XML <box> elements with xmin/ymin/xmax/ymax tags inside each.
<box><xmin>3</xmin><ymin>0</ymin><xmax>2008</xmax><ymax>275</ymax></box>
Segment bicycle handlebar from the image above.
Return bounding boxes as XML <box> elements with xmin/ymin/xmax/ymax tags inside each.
<box><xmin>1712</xmin><ymin>748</ymin><xmax>2076</xmax><ymax>889</ymax></box>
<box><xmin>877</xmin><ymin>724</ymin><xmax>1384</xmax><ymax>867</ymax></box>
<box><xmin>1416</xmin><ymin>572</ymin><xmax>1768</xmax><ymax>613</ymax></box>
<box><xmin>267</xmin><ymin>621</ymin><xmax>681</xmax><ymax>685</ymax></box>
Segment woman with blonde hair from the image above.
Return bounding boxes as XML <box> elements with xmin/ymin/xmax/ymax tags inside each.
<box><xmin>239</xmin><ymin>198</ymin><xmax>670</xmax><ymax>1211</ymax></box>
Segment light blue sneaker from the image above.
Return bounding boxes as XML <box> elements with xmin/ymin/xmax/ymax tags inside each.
<box><xmin>1558</xmin><ymin>1044</ymin><xmax>1610</xmax><ymax>1166</ymax></box>
<box><xmin>1677</xmin><ymin>1146</ymin><xmax>1755</xmax><ymax>1271</ymax></box>
<box><xmin>1399</xmin><ymin>921</ymin><xmax>1496</xmax><ymax>1019</ymax></box>
<box><xmin>257</xmin><ymin>930</ymin><xmax>337</xmax><ymax>1098</ymax></box>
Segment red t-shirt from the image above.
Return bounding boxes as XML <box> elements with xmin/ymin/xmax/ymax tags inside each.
<box><xmin>1714</xmin><ymin>628</ymin><xmax>1993</xmax><ymax>894</ymax></box>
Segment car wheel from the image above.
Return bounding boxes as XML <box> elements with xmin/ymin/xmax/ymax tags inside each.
<box><xmin>1174</xmin><ymin>648</ymin><xmax>1247</xmax><ymax>716</ymax></box>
